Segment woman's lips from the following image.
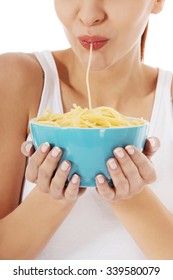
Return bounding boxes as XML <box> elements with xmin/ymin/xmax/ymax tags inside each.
<box><xmin>78</xmin><ymin>35</ymin><xmax>109</xmax><ymax>50</ymax></box>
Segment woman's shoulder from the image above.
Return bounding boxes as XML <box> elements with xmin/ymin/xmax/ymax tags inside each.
<box><xmin>0</xmin><ymin>52</ymin><xmax>39</xmax><ymax>74</ymax></box>
<box><xmin>0</xmin><ymin>52</ymin><xmax>43</xmax><ymax>118</ymax></box>
<box><xmin>0</xmin><ymin>52</ymin><xmax>42</xmax><ymax>93</ymax></box>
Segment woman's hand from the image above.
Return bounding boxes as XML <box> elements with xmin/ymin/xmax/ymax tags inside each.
<box><xmin>95</xmin><ymin>137</ymin><xmax>160</xmax><ymax>202</ymax></box>
<box><xmin>21</xmin><ymin>141</ymin><xmax>85</xmax><ymax>200</ymax></box>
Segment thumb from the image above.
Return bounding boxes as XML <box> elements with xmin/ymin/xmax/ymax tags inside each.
<box><xmin>21</xmin><ymin>141</ymin><xmax>35</xmax><ymax>157</ymax></box>
<box><xmin>143</xmin><ymin>137</ymin><xmax>160</xmax><ymax>159</ymax></box>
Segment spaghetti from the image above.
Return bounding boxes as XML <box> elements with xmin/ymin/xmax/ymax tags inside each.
<box><xmin>86</xmin><ymin>42</ymin><xmax>93</xmax><ymax>109</ymax></box>
<box><xmin>34</xmin><ymin>105</ymin><xmax>145</xmax><ymax>128</ymax></box>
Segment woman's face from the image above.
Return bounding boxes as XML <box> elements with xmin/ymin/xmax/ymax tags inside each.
<box><xmin>54</xmin><ymin>0</ymin><xmax>163</xmax><ymax>71</ymax></box>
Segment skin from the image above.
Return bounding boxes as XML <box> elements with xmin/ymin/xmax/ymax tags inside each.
<box><xmin>0</xmin><ymin>0</ymin><xmax>172</xmax><ymax>259</ymax></box>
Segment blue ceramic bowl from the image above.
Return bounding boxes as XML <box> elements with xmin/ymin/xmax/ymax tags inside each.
<box><xmin>30</xmin><ymin>119</ymin><xmax>149</xmax><ymax>187</ymax></box>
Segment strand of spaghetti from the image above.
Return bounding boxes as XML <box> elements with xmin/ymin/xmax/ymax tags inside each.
<box><xmin>86</xmin><ymin>43</ymin><xmax>93</xmax><ymax>110</ymax></box>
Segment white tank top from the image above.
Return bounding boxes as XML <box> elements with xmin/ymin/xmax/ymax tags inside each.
<box><xmin>21</xmin><ymin>50</ymin><xmax>173</xmax><ymax>260</ymax></box>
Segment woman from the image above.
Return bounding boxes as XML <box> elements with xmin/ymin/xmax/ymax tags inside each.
<box><xmin>0</xmin><ymin>0</ymin><xmax>172</xmax><ymax>260</ymax></box>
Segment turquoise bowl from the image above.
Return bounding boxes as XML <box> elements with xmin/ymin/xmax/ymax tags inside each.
<box><xmin>30</xmin><ymin>119</ymin><xmax>149</xmax><ymax>187</ymax></box>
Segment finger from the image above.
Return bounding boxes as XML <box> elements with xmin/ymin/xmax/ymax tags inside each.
<box><xmin>64</xmin><ymin>174</ymin><xmax>80</xmax><ymax>201</ymax></box>
<box><xmin>37</xmin><ymin>147</ymin><xmax>62</xmax><ymax>192</ymax></box>
<box><xmin>96</xmin><ymin>174</ymin><xmax>115</xmax><ymax>200</ymax></box>
<box><xmin>50</xmin><ymin>160</ymin><xmax>71</xmax><ymax>199</ymax></box>
<box><xmin>21</xmin><ymin>141</ymin><xmax>35</xmax><ymax>157</ymax></box>
<box><xmin>106</xmin><ymin>157</ymin><xmax>130</xmax><ymax>199</ymax></box>
<box><xmin>25</xmin><ymin>142</ymin><xmax>50</xmax><ymax>182</ymax></box>
<box><xmin>143</xmin><ymin>137</ymin><xmax>160</xmax><ymax>159</ymax></box>
<box><xmin>125</xmin><ymin>145</ymin><xmax>157</xmax><ymax>183</ymax></box>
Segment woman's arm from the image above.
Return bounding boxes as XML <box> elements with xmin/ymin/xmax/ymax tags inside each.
<box><xmin>95</xmin><ymin>142</ymin><xmax>173</xmax><ymax>259</ymax></box>
<box><xmin>96</xmin><ymin>77</ymin><xmax>173</xmax><ymax>259</ymax></box>
<box><xmin>0</xmin><ymin>188</ymin><xmax>75</xmax><ymax>259</ymax></box>
<box><xmin>110</xmin><ymin>187</ymin><xmax>173</xmax><ymax>259</ymax></box>
<box><xmin>0</xmin><ymin>53</ymin><xmax>80</xmax><ymax>259</ymax></box>
<box><xmin>0</xmin><ymin>53</ymin><xmax>38</xmax><ymax>218</ymax></box>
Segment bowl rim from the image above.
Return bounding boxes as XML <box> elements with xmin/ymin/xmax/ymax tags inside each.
<box><xmin>29</xmin><ymin>117</ymin><xmax>149</xmax><ymax>130</ymax></box>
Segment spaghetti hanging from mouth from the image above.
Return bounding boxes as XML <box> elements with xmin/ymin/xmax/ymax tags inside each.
<box><xmin>86</xmin><ymin>43</ymin><xmax>93</xmax><ymax>109</ymax></box>
<box><xmin>34</xmin><ymin>44</ymin><xmax>145</xmax><ymax>128</ymax></box>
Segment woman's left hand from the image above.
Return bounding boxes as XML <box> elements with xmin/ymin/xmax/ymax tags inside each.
<box><xmin>96</xmin><ymin>137</ymin><xmax>160</xmax><ymax>202</ymax></box>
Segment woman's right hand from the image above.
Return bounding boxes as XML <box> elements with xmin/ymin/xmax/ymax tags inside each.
<box><xmin>21</xmin><ymin>141</ymin><xmax>86</xmax><ymax>200</ymax></box>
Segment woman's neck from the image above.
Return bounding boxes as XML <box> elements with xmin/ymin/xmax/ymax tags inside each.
<box><xmin>69</xmin><ymin>46</ymin><xmax>157</xmax><ymax>109</ymax></box>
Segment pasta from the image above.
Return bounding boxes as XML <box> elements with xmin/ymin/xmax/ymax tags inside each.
<box><xmin>34</xmin><ymin>43</ymin><xmax>146</xmax><ymax>128</ymax></box>
<box><xmin>86</xmin><ymin>41</ymin><xmax>93</xmax><ymax>109</ymax></box>
<box><xmin>34</xmin><ymin>105</ymin><xmax>145</xmax><ymax>128</ymax></box>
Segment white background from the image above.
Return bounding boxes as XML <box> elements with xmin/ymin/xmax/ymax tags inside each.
<box><xmin>0</xmin><ymin>0</ymin><xmax>173</xmax><ymax>70</ymax></box>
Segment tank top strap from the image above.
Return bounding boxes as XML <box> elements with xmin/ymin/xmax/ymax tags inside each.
<box><xmin>148</xmin><ymin>68</ymin><xmax>173</xmax><ymax>137</ymax></box>
<box><xmin>155</xmin><ymin>68</ymin><xmax>172</xmax><ymax>107</ymax></box>
<box><xmin>34</xmin><ymin>50</ymin><xmax>64</xmax><ymax>116</ymax></box>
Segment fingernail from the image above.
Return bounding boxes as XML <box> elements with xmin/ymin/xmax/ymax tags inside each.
<box><xmin>25</xmin><ymin>143</ymin><xmax>32</xmax><ymax>153</ymax></box>
<box><xmin>41</xmin><ymin>142</ymin><xmax>50</xmax><ymax>153</ymax></box>
<box><xmin>108</xmin><ymin>159</ymin><xmax>117</xmax><ymax>170</ymax></box>
<box><xmin>97</xmin><ymin>175</ymin><xmax>104</xmax><ymax>184</ymax></box>
<box><xmin>148</xmin><ymin>138</ymin><xmax>155</xmax><ymax>147</ymax></box>
<box><xmin>51</xmin><ymin>147</ymin><xmax>61</xmax><ymax>158</ymax></box>
<box><xmin>72</xmin><ymin>174</ymin><xmax>79</xmax><ymax>184</ymax></box>
<box><xmin>61</xmin><ymin>161</ymin><xmax>69</xmax><ymax>171</ymax></box>
<box><xmin>125</xmin><ymin>145</ymin><xmax>135</xmax><ymax>155</ymax></box>
<box><xmin>114</xmin><ymin>148</ymin><xmax>125</xmax><ymax>158</ymax></box>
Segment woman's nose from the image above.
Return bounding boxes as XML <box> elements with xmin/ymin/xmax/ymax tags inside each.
<box><xmin>78</xmin><ymin>1</ymin><xmax>106</xmax><ymax>26</ymax></box>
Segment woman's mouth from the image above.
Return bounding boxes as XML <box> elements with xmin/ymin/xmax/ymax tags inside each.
<box><xmin>78</xmin><ymin>35</ymin><xmax>109</xmax><ymax>50</ymax></box>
